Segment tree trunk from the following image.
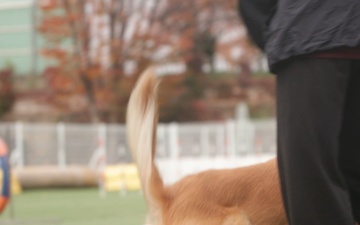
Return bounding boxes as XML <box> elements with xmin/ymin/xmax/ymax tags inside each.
<box><xmin>79</xmin><ymin>73</ymin><xmax>100</xmax><ymax>123</ymax></box>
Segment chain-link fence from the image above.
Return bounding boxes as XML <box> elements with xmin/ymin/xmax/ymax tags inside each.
<box><xmin>0</xmin><ymin>119</ymin><xmax>276</xmax><ymax>168</ymax></box>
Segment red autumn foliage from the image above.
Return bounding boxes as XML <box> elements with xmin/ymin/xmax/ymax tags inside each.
<box><xmin>38</xmin><ymin>0</ymin><xmax>264</xmax><ymax>123</ymax></box>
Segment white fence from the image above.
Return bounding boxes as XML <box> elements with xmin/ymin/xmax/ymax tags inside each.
<box><xmin>0</xmin><ymin>119</ymin><xmax>276</xmax><ymax>168</ymax></box>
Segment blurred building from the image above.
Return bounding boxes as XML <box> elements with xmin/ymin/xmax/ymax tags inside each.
<box><xmin>0</xmin><ymin>0</ymin><xmax>45</xmax><ymax>75</ymax></box>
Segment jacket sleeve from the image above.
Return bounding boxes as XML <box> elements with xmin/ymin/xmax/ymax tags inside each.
<box><xmin>238</xmin><ymin>0</ymin><xmax>277</xmax><ymax>50</ymax></box>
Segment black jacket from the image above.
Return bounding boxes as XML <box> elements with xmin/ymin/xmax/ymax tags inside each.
<box><xmin>239</xmin><ymin>0</ymin><xmax>360</xmax><ymax>72</ymax></box>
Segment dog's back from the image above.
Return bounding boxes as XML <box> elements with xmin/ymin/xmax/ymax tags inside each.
<box><xmin>162</xmin><ymin>160</ymin><xmax>286</xmax><ymax>225</ymax></box>
<box><xmin>127</xmin><ymin>69</ymin><xmax>287</xmax><ymax>225</ymax></box>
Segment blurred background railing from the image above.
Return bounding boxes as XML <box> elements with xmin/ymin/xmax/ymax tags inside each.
<box><xmin>0</xmin><ymin>117</ymin><xmax>276</xmax><ymax>169</ymax></box>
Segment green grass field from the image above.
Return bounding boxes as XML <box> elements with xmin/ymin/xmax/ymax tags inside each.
<box><xmin>1</xmin><ymin>189</ymin><xmax>147</xmax><ymax>225</ymax></box>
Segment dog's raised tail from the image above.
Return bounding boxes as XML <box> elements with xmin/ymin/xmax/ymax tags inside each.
<box><xmin>126</xmin><ymin>67</ymin><xmax>167</xmax><ymax>215</ymax></box>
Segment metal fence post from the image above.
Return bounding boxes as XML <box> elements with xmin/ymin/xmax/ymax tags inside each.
<box><xmin>168</xmin><ymin>123</ymin><xmax>179</xmax><ymax>159</ymax></box>
<box><xmin>14</xmin><ymin>121</ymin><xmax>24</xmax><ymax>168</ymax></box>
<box><xmin>226</xmin><ymin>120</ymin><xmax>236</xmax><ymax>158</ymax></box>
<box><xmin>200</xmin><ymin>125</ymin><xmax>210</xmax><ymax>157</ymax></box>
<box><xmin>98</xmin><ymin>123</ymin><xmax>107</xmax><ymax>197</ymax></box>
<box><xmin>57</xmin><ymin>123</ymin><xmax>66</xmax><ymax>168</ymax></box>
<box><xmin>215</xmin><ymin>123</ymin><xmax>226</xmax><ymax>156</ymax></box>
<box><xmin>235</xmin><ymin>103</ymin><xmax>255</xmax><ymax>155</ymax></box>
<box><xmin>98</xmin><ymin>123</ymin><xmax>107</xmax><ymax>163</ymax></box>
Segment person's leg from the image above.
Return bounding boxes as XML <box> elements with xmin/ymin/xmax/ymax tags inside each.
<box><xmin>339</xmin><ymin>60</ymin><xmax>360</xmax><ymax>223</ymax></box>
<box><xmin>276</xmin><ymin>58</ymin><xmax>355</xmax><ymax>225</ymax></box>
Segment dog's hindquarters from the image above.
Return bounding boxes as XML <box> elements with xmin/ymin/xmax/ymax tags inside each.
<box><xmin>127</xmin><ymin>68</ymin><xmax>287</xmax><ymax>225</ymax></box>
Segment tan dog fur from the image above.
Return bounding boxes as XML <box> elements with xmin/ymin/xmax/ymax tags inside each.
<box><xmin>126</xmin><ymin>68</ymin><xmax>287</xmax><ymax>225</ymax></box>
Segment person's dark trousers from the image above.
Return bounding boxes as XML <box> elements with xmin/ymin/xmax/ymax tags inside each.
<box><xmin>276</xmin><ymin>57</ymin><xmax>360</xmax><ymax>225</ymax></box>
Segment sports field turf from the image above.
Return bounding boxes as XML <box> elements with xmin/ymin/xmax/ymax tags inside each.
<box><xmin>1</xmin><ymin>188</ymin><xmax>147</xmax><ymax>225</ymax></box>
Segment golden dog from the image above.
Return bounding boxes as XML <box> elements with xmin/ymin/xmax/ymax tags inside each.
<box><xmin>126</xmin><ymin>68</ymin><xmax>287</xmax><ymax>225</ymax></box>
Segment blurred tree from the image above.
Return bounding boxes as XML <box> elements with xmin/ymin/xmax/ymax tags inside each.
<box><xmin>40</xmin><ymin>0</ymin><xmax>100</xmax><ymax>122</ymax></box>
<box><xmin>39</xmin><ymin>0</ymin><xmax>175</xmax><ymax>122</ymax></box>
<box><xmin>38</xmin><ymin>0</ymin><xmax>259</xmax><ymax>122</ymax></box>
<box><xmin>163</xmin><ymin>0</ymin><xmax>243</xmax><ymax>73</ymax></box>
<box><xmin>158</xmin><ymin>0</ymin><xmax>252</xmax><ymax>120</ymax></box>
<box><xmin>0</xmin><ymin>68</ymin><xmax>15</xmax><ymax>119</ymax></box>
